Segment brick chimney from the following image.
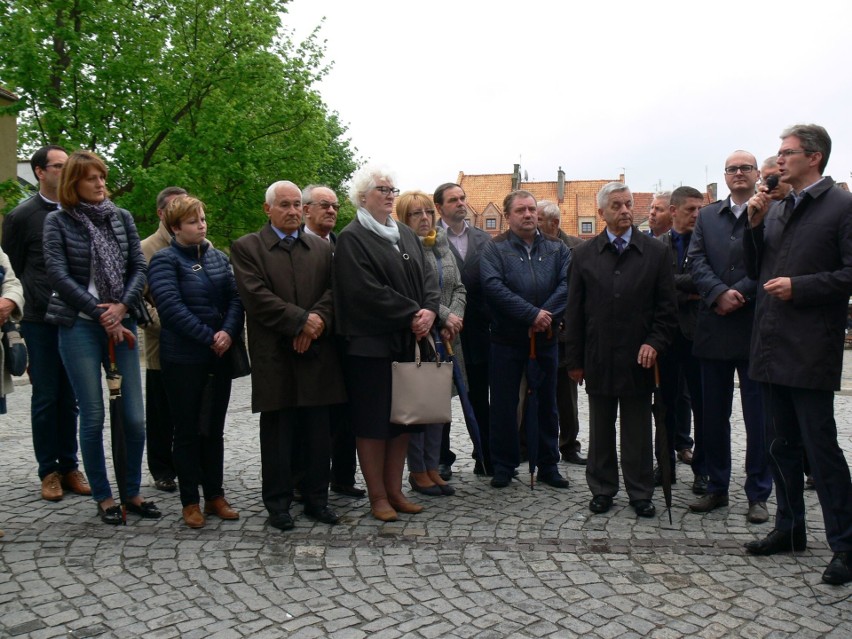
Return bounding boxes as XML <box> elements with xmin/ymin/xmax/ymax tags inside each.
<box><xmin>512</xmin><ymin>163</ymin><xmax>520</xmax><ymax>191</ymax></box>
<box><xmin>557</xmin><ymin>166</ymin><xmax>565</xmax><ymax>203</ymax></box>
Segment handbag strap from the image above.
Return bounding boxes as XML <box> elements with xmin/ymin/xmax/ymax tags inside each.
<box><xmin>414</xmin><ymin>334</ymin><xmax>444</xmax><ymax>365</ymax></box>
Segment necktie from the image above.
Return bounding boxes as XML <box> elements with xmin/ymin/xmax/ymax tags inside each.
<box><xmin>613</xmin><ymin>237</ymin><xmax>626</xmax><ymax>255</ymax></box>
<box><xmin>280</xmin><ymin>235</ymin><xmax>296</xmax><ymax>250</ymax></box>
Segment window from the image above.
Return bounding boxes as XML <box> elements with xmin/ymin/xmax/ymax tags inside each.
<box><xmin>579</xmin><ymin>217</ymin><xmax>595</xmax><ymax>235</ymax></box>
<box><xmin>486</xmin><ymin>218</ymin><xmax>497</xmax><ymax>230</ymax></box>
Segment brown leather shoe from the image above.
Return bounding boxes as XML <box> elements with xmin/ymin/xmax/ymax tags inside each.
<box><xmin>41</xmin><ymin>471</ymin><xmax>63</xmax><ymax>501</ymax></box>
<box><xmin>61</xmin><ymin>469</ymin><xmax>92</xmax><ymax>496</ymax></box>
<box><xmin>388</xmin><ymin>497</ymin><xmax>424</xmax><ymax>514</ymax></box>
<box><xmin>677</xmin><ymin>448</ymin><xmax>694</xmax><ymax>464</ymax></box>
<box><xmin>203</xmin><ymin>496</ymin><xmax>239</xmax><ymax>520</ymax></box>
<box><xmin>182</xmin><ymin>504</ymin><xmax>205</xmax><ymax>528</ymax></box>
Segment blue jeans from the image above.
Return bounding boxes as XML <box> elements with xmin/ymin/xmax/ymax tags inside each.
<box><xmin>19</xmin><ymin>321</ymin><xmax>80</xmax><ymax>479</ymax></box>
<box><xmin>58</xmin><ymin>319</ymin><xmax>145</xmax><ymax>502</ymax></box>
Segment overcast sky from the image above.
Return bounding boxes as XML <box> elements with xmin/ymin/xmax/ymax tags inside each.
<box><xmin>284</xmin><ymin>0</ymin><xmax>852</xmax><ymax>199</ymax></box>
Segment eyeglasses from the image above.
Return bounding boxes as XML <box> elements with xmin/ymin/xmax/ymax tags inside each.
<box><xmin>777</xmin><ymin>149</ymin><xmax>809</xmax><ymax>159</ymax></box>
<box><xmin>373</xmin><ymin>186</ymin><xmax>400</xmax><ymax>196</ymax></box>
<box><xmin>44</xmin><ymin>163</ymin><xmax>65</xmax><ymax>170</ymax></box>
<box><xmin>724</xmin><ymin>165</ymin><xmax>756</xmax><ymax>175</ymax></box>
<box><xmin>409</xmin><ymin>209</ymin><xmax>435</xmax><ymax>218</ymax></box>
<box><xmin>306</xmin><ymin>200</ymin><xmax>340</xmax><ymax>211</ymax></box>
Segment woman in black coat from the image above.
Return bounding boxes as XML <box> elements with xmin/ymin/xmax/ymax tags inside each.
<box><xmin>148</xmin><ymin>195</ymin><xmax>244</xmax><ymax>528</ymax></box>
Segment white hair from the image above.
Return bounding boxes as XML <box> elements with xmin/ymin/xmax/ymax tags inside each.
<box><xmin>265</xmin><ymin>180</ymin><xmax>300</xmax><ymax>206</ymax></box>
<box><xmin>348</xmin><ymin>164</ymin><xmax>396</xmax><ymax>207</ymax></box>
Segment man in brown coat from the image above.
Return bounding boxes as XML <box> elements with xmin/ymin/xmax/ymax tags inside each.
<box><xmin>231</xmin><ymin>180</ymin><xmax>346</xmax><ymax>531</ymax></box>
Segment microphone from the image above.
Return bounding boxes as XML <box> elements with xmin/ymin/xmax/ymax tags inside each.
<box><xmin>765</xmin><ymin>175</ymin><xmax>779</xmax><ymax>191</ymax></box>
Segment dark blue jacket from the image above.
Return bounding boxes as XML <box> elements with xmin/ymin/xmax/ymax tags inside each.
<box><xmin>43</xmin><ymin>207</ymin><xmax>146</xmax><ymax>326</ymax></box>
<box><xmin>148</xmin><ymin>240</ymin><xmax>244</xmax><ymax>365</ymax></box>
<box><xmin>480</xmin><ymin>230</ymin><xmax>569</xmax><ymax>346</ymax></box>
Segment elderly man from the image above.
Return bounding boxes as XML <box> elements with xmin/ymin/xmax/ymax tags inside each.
<box><xmin>647</xmin><ymin>191</ymin><xmax>672</xmax><ymax>237</ymax></box>
<box><xmin>140</xmin><ymin>186</ymin><xmax>187</xmax><ymax>493</ymax></box>
<box><xmin>2</xmin><ymin>145</ymin><xmax>88</xmax><ymax>502</ymax></box>
<box><xmin>687</xmin><ymin>150</ymin><xmax>771</xmax><ymax>524</ymax></box>
<box><xmin>744</xmin><ymin>124</ymin><xmax>852</xmax><ymax>585</ymax></box>
<box><xmin>536</xmin><ymin>200</ymin><xmax>586</xmax><ymax>465</ymax></box>
<box><xmin>565</xmin><ymin>182</ymin><xmax>677</xmax><ymax>517</ymax></box>
<box><xmin>434</xmin><ymin>182</ymin><xmax>494</xmax><ymax>476</ymax></box>
<box><xmin>231</xmin><ymin>180</ymin><xmax>345</xmax><ymax>531</ymax></box>
<box><xmin>481</xmin><ymin>190</ymin><xmax>570</xmax><ymax>489</ymax></box>
<box><xmin>301</xmin><ymin>184</ymin><xmax>340</xmax><ymax>242</ymax></box>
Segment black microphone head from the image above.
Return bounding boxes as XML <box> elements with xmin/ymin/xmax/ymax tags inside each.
<box><xmin>765</xmin><ymin>175</ymin><xmax>779</xmax><ymax>191</ymax></box>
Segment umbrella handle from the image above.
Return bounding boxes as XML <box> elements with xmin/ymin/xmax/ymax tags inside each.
<box><xmin>529</xmin><ymin>331</ymin><xmax>537</xmax><ymax>359</ymax></box>
<box><xmin>654</xmin><ymin>362</ymin><xmax>661</xmax><ymax>389</ymax></box>
<box><xmin>108</xmin><ymin>338</ymin><xmax>117</xmax><ymax>368</ymax></box>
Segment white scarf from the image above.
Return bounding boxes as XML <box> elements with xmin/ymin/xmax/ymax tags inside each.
<box><xmin>357</xmin><ymin>207</ymin><xmax>400</xmax><ymax>250</ymax></box>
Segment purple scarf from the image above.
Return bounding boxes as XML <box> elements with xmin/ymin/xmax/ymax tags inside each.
<box><xmin>66</xmin><ymin>199</ymin><xmax>125</xmax><ymax>303</ymax></box>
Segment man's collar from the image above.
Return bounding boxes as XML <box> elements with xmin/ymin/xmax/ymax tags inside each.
<box><xmin>437</xmin><ymin>218</ymin><xmax>468</xmax><ymax>236</ymax></box>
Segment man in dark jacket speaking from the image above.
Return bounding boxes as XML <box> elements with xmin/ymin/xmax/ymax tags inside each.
<box><xmin>743</xmin><ymin>124</ymin><xmax>852</xmax><ymax>585</ymax></box>
<box><xmin>481</xmin><ymin>190</ymin><xmax>570</xmax><ymax>489</ymax></box>
<box><xmin>565</xmin><ymin>182</ymin><xmax>677</xmax><ymax>518</ymax></box>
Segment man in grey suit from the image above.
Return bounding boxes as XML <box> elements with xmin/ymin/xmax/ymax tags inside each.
<box><xmin>565</xmin><ymin>182</ymin><xmax>677</xmax><ymax>518</ymax></box>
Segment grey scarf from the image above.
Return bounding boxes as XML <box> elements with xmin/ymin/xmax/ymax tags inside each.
<box><xmin>66</xmin><ymin>199</ymin><xmax>125</xmax><ymax>303</ymax></box>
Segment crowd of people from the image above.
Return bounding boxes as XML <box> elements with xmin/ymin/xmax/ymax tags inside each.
<box><xmin>1</xmin><ymin>123</ymin><xmax>850</xmax><ymax>586</ymax></box>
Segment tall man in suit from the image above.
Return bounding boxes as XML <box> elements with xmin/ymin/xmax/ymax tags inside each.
<box><xmin>744</xmin><ymin>124</ymin><xmax>852</xmax><ymax>585</ymax></box>
<box><xmin>655</xmin><ymin>187</ymin><xmax>706</xmax><ymax>492</ymax></box>
<box><xmin>434</xmin><ymin>183</ymin><xmax>494</xmax><ymax>476</ymax></box>
<box><xmin>565</xmin><ymin>182</ymin><xmax>677</xmax><ymax>517</ymax></box>
<box><xmin>536</xmin><ymin>200</ymin><xmax>586</xmax><ymax>465</ymax></box>
<box><xmin>2</xmin><ymin>145</ymin><xmax>88</xmax><ymax>502</ymax></box>
<box><xmin>687</xmin><ymin>150</ymin><xmax>771</xmax><ymax>524</ymax></box>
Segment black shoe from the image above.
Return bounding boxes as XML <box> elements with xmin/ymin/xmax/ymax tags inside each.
<box><xmin>692</xmin><ymin>475</ymin><xmax>709</xmax><ymax>495</ymax></box>
<box><xmin>330</xmin><ymin>483</ymin><xmax>366</xmax><ymax>498</ymax></box>
<box><xmin>409</xmin><ymin>475</ymin><xmax>443</xmax><ymax>496</ymax></box>
<box><xmin>304</xmin><ymin>505</ymin><xmax>340</xmax><ymax>525</ymax></box>
<box><xmin>292</xmin><ymin>488</ymin><xmax>304</xmax><ymax>503</ymax></box>
<box><xmin>589</xmin><ymin>495</ymin><xmax>613</xmax><ymax>514</ymax></box>
<box><xmin>822</xmin><ymin>552</ymin><xmax>852</xmax><ymax>585</ymax></box>
<box><xmin>154</xmin><ymin>478</ymin><xmax>176</xmax><ymax>492</ymax></box>
<box><xmin>744</xmin><ymin>528</ymin><xmax>807</xmax><ymax>556</ymax></box>
<box><xmin>438</xmin><ymin>464</ymin><xmax>453</xmax><ymax>481</ymax></box>
<box><xmin>490</xmin><ymin>474</ymin><xmax>511</xmax><ymax>488</ymax></box>
<box><xmin>437</xmin><ymin>483</ymin><xmax>455</xmax><ymax>496</ymax></box>
<box><xmin>97</xmin><ymin>503</ymin><xmax>123</xmax><ymax>525</ymax></box>
<box><xmin>562</xmin><ymin>450</ymin><xmax>587</xmax><ymax>465</ymax></box>
<box><xmin>631</xmin><ymin>499</ymin><xmax>656</xmax><ymax>518</ymax></box>
<box><xmin>653</xmin><ymin>466</ymin><xmax>676</xmax><ymax>487</ymax></box>
<box><xmin>537</xmin><ymin>472</ymin><xmax>570</xmax><ymax>489</ymax></box>
<box><xmin>269</xmin><ymin>511</ymin><xmax>294</xmax><ymax>531</ymax></box>
<box><xmin>124</xmin><ymin>500</ymin><xmax>162</xmax><ymax>519</ymax></box>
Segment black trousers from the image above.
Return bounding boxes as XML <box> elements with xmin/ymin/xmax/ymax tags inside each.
<box><xmin>762</xmin><ymin>383</ymin><xmax>852</xmax><ymax>551</ymax></box>
<box><xmin>145</xmin><ymin>368</ymin><xmax>175</xmax><ymax>481</ymax></box>
<box><xmin>658</xmin><ymin>332</ymin><xmax>704</xmax><ymax>477</ymax></box>
<box><xmin>329</xmin><ymin>403</ymin><xmax>358</xmax><ymax>486</ymax></box>
<box><xmin>260</xmin><ymin>406</ymin><xmax>331</xmax><ymax>515</ymax></box>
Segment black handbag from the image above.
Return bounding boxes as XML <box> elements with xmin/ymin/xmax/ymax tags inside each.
<box><xmin>2</xmin><ymin>321</ymin><xmax>28</xmax><ymax>376</ymax></box>
<box><xmin>227</xmin><ymin>331</ymin><xmax>251</xmax><ymax>379</ymax></box>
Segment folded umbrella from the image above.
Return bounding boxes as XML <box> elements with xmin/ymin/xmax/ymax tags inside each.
<box><xmin>107</xmin><ymin>329</ymin><xmax>136</xmax><ymax>525</ymax></box>
<box><xmin>524</xmin><ymin>330</ymin><xmax>547</xmax><ymax>490</ymax></box>
<box><xmin>440</xmin><ymin>338</ymin><xmax>485</xmax><ymax>471</ymax></box>
<box><xmin>653</xmin><ymin>364</ymin><xmax>673</xmax><ymax>525</ymax></box>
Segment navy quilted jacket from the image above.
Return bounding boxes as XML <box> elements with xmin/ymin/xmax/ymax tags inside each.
<box><xmin>148</xmin><ymin>240</ymin><xmax>244</xmax><ymax>365</ymax></box>
<box><xmin>43</xmin><ymin>208</ymin><xmax>147</xmax><ymax>326</ymax></box>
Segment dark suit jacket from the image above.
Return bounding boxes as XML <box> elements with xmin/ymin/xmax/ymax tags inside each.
<box><xmin>565</xmin><ymin>227</ymin><xmax>677</xmax><ymax>395</ymax></box>
<box><xmin>744</xmin><ymin>177</ymin><xmax>852</xmax><ymax>391</ymax></box>
<box><xmin>688</xmin><ymin>198</ymin><xmax>757</xmax><ymax>360</ymax></box>
<box><xmin>231</xmin><ymin>223</ymin><xmax>345</xmax><ymax>412</ymax></box>
<box><xmin>658</xmin><ymin>232</ymin><xmax>699</xmax><ymax>340</ymax></box>
<box><xmin>439</xmin><ymin>221</ymin><xmax>492</xmax><ymax>365</ymax></box>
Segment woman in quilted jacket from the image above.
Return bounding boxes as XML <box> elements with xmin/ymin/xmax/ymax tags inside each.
<box><xmin>148</xmin><ymin>195</ymin><xmax>244</xmax><ymax>529</ymax></box>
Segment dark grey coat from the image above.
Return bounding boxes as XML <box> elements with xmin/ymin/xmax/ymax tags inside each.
<box><xmin>658</xmin><ymin>232</ymin><xmax>699</xmax><ymax>341</ymax></box>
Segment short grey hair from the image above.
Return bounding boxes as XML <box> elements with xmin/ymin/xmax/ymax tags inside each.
<box><xmin>761</xmin><ymin>156</ymin><xmax>779</xmax><ymax>171</ymax></box>
<box><xmin>653</xmin><ymin>190</ymin><xmax>671</xmax><ymax>204</ymax></box>
<box><xmin>536</xmin><ymin>200</ymin><xmax>561</xmax><ymax>221</ymax></box>
<box><xmin>156</xmin><ymin>186</ymin><xmax>187</xmax><ymax>211</ymax></box>
<box><xmin>348</xmin><ymin>164</ymin><xmax>396</xmax><ymax>207</ymax></box>
<box><xmin>302</xmin><ymin>184</ymin><xmax>334</xmax><ymax>205</ymax></box>
<box><xmin>597</xmin><ymin>182</ymin><xmax>632</xmax><ymax>210</ymax></box>
<box><xmin>781</xmin><ymin>123</ymin><xmax>831</xmax><ymax>174</ymax></box>
<box><xmin>265</xmin><ymin>180</ymin><xmax>301</xmax><ymax>206</ymax></box>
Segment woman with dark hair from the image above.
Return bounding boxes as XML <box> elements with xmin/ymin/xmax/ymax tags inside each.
<box><xmin>43</xmin><ymin>150</ymin><xmax>158</xmax><ymax>525</ymax></box>
<box><xmin>333</xmin><ymin>165</ymin><xmax>441</xmax><ymax>522</ymax></box>
<box><xmin>148</xmin><ymin>195</ymin><xmax>244</xmax><ymax>528</ymax></box>
<box><xmin>398</xmin><ymin>190</ymin><xmax>466</xmax><ymax>497</ymax></box>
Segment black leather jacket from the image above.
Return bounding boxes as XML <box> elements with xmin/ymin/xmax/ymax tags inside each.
<box><xmin>43</xmin><ymin>207</ymin><xmax>147</xmax><ymax>326</ymax></box>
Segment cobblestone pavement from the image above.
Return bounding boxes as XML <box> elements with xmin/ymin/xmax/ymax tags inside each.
<box><xmin>2</xmin><ymin>371</ymin><xmax>852</xmax><ymax>638</ymax></box>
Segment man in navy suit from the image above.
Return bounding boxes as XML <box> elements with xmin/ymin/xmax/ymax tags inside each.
<box><xmin>687</xmin><ymin>151</ymin><xmax>771</xmax><ymax>524</ymax></box>
<box><xmin>435</xmin><ymin>183</ymin><xmax>494</xmax><ymax>476</ymax></box>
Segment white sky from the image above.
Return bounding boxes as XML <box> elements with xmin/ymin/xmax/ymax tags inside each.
<box><xmin>284</xmin><ymin>0</ymin><xmax>852</xmax><ymax>198</ymax></box>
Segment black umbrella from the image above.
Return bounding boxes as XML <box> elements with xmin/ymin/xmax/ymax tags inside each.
<box><xmin>107</xmin><ymin>330</ymin><xmax>135</xmax><ymax>525</ymax></box>
<box><xmin>524</xmin><ymin>330</ymin><xmax>548</xmax><ymax>490</ymax></box>
<box><xmin>653</xmin><ymin>364</ymin><xmax>673</xmax><ymax>524</ymax></box>
<box><xmin>440</xmin><ymin>338</ymin><xmax>485</xmax><ymax>471</ymax></box>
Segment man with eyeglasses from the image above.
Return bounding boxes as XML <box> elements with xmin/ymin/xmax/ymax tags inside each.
<box><xmin>434</xmin><ymin>182</ymin><xmax>494</xmax><ymax>477</ymax></box>
<box><xmin>301</xmin><ymin>184</ymin><xmax>341</xmax><ymax>243</ymax></box>
<box><xmin>743</xmin><ymin>124</ymin><xmax>852</xmax><ymax>585</ymax></box>
<box><xmin>686</xmin><ymin>151</ymin><xmax>771</xmax><ymax>524</ymax></box>
<box><xmin>2</xmin><ymin>146</ymin><xmax>89</xmax><ymax>503</ymax></box>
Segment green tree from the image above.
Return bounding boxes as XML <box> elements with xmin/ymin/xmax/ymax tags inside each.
<box><xmin>0</xmin><ymin>0</ymin><xmax>358</xmax><ymax>245</ymax></box>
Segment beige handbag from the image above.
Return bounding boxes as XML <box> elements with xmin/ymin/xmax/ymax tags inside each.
<box><xmin>390</xmin><ymin>335</ymin><xmax>453</xmax><ymax>425</ymax></box>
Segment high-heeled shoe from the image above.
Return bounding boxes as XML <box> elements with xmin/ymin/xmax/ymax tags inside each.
<box><xmin>388</xmin><ymin>497</ymin><xmax>424</xmax><ymax>514</ymax></box>
<box><xmin>408</xmin><ymin>475</ymin><xmax>442</xmax><ymax>496</ymax></box>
